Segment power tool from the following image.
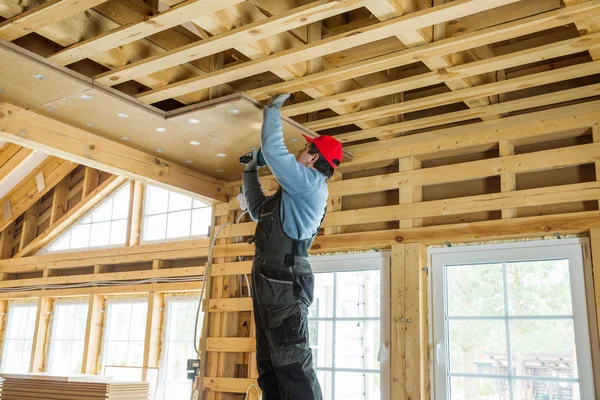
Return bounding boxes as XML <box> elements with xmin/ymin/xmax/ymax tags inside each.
<box><xmin>239</xmin><ymin>148</ymin><xmax>266</xmax><ymax>167</ymax></box>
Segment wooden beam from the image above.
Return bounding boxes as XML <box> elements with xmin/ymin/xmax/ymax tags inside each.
<box><xmin>127</xmin><ymin>181</ymin><xmax>144</xmax><ymax>247</ymax></box>
<box><xmin>48</xmin><ymin>0</ymin><xmax>244</xmax><ymax>66</ymax></box>
<box><xmin>19</xmin><ymin>201</ymin><xmax>39</xmax><ymax>251</ymax></box>
<box><xmin>135</xmin><ymin>0</ymin><xmax>520</xmax><ymax>103</ymax></box>
<box><xmin>206</xmin><ymin>337</ymin><xmax>256</xmax><ymax>353</ymax></box>
<box><xmin>0</xmin><ymin>222</ymin><xmax>15</xmax><ymax>260</ymax></box>
<box><xmin>324</xmin><ymin>172</ymin><xmax>343</xmax><ymax>235</ymax></box>
<box><xmin>292</xmin><ymin>57</ymin><xmax>600</xmax><ymax>129</ymax></box>
<box><xmin>564</xmin><ymin>0</ymin><xmax>600</xmax><ymax>60</ymax></box>
<box><xmin>49</xmin><ymin>177</ymin><xmax>69</xmax><ymax>225</ymax></box>
<box><xmin>0</xmin><ymin>102</ymin><xmax>229</xmax><ymax>203</ymax></box>
<box><xmin>0</xmin><ymin>147</ymin><xmax>33</xmax><ymax>182</ymax></box>
<box><xmin>29</xmin><ymin>297</ymin><xmax>52</xmax><ymax>373</ymax></box>
<box><xmin>247</xmin><ymin>1</ymin><xmax>600</xmax><ymax>100</ymax></box>
<box><xmin>16</xmin><ymin>175</ymin><xmax>127</xmax><ymax>257</ymax></box>
<box><xmin>82</xmin><ymin>167</ymin><xmax>100</xmax><ymax>198</ymax></box>
<box><xmin>0</xmin><ymin>0</ymin><xmax>110</xmax><ymax>41</ymax></box>
<box><xmin>499</xmin><ymin>141</ymin><xmax>517</xmax><ymax>219</ymax></box>
<box><xmin>94</xmin><ymin>0</ymin><xmax>366</xmax><ymax>86</ymax></box>
<box><xmin>591</xmin><ymin>229</ymin><xmax>600</xmax><ymax>357</ymax></box>
<box><xmin>203</xmin><ymin>378</ymin><xmax>258</xmax><ymax>394</ymax></box>
<box><xmin>81</xmin><ymin>295</ymin><xmax>104</xmax><ymax>374</ymax></box>
<box><xmin>142</xmin><ymin>292</ymin><xmax>164</xmax><ymax>381</ymax></box>
<box><xmin>399</xmin><ymin>157</ymin><xmax>422</xmax><ymax>228</ymax></box>
<box><xmin>0</xmin><ymin>156</ymin><xmax>77</xmax><ymax>232</ymax></box>
<box><xmin>207</xmin><ymin>298</ymin><xmax>253</xmax><ymax>312</ymax></box>
<box><xmin>594</xmin><ymin>125</ymin><xmax>600</xmax><ymax>209</ymax></box>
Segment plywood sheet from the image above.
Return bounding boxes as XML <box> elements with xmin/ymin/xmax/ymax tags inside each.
<box><xmin>0</xmin><ymin>40</ymin><xmax>92</xmax><ymax>109</ymax></box>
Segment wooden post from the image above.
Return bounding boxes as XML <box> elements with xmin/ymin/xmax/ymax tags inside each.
<box><xmin>324</xmin><ymin>171</ymin><xmax>343</xmax><ymax>236</ymax></box>
<box><xmin>50</xmin><ymin>177</ymin><xmax>70</xmax><ymax>225</ymax></box>
<box><xmin>19</xmin><ymin>201</ymin><xmax>40</xmax><ymax>251</ymax></box>
<box><xmin>593</xmin><ymin>126</ymin><xmax>600</xmax><ymax>209</ymax></box>
<box><xmin>127</xmin><ymin>181</ymin><xmax>144</xmax><ymax>246</ymax></box>
<box><xmin>0</xmin><ymin>221</ymin><xmax>15</xmax><ymax>260</ymax></box>
<box><xmin>142</xmin><ymin>292</ymin><xmax>164</xmax><ymax>381</ymax></box>
<box><xmin>0</xmin><ymin>300</ymin><xmax>8</xmax><ymax>353</ymax></box>
<box><xmin>399</xmin><ymin>156</ymin><xmax>423</xmax><ymax>228</ymax></box>
<box><xmin>82</xmin><ymin>295</ymin><xmax>105</xmax><ymax>374</ymax></box>
<box><xmin>391</xmin><ymin>243</ymin><xmax>428</xmax><ymax>400</ymax></box>
<box><xmin>82</xmin><ymin>167</ymin><xmax>100</xmax><ymax>198</ymax></box>
<box><xmin>499</xmin><ymin>141</ymin><xmax>518</xmax><ymax>219</ymax></box>
<box><xmin>30</xmin><ymin>297</ymin><xmax>53</xmax><ymax>372</ymax></box>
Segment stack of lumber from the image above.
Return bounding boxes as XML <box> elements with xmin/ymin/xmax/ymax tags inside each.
<box><xmin>0</xmin><ymin>374</ymin><xmax>150</xmax><ymax>400</ymax></box>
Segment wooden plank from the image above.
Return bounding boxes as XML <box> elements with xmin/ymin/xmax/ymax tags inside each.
<box><xmin>594</xmin><ymin>126</ymin><xmax>600</xmax><ymax>209</ymax></box>
<box><xmin>390</xmin><ymin>244</ymin><xmax>406</xmax><ymax>400</ymax></box>
<box><xmin>15</xmin><ymin>175</ymin><xmax>127</xmax><ymax>257</ymax></box>
<box><xmin>49</xmin><ymin>177</ymin><xmax>69</xmax><ymax>225</ymax></box>
<box><xmin>0</xmin><ymin>157</ymin><xmax>77</xmax><ymax>232</ymax></box>
<box><xmin>211</xmin><ymin>261</ymin><xmax>253</xmax><ymax>277</ymax></box>
<box><xmin>293</xmin><ymin>58</ymin><xmax>600</xmax><ymax>129</ymax></box>
<box><xmin>82</xmin><ymin>167</ymin><xmax>100</xmax><ymax>198</ymax></box>
<box><xmin>48</xmin><ymin>0</ymin><xmax>244</xmax><ymax>66</ymax></box>
<box><xmin>0</xmin><ymin>222</ymin><xmax>14</xmax><ymax>259</ymax></box>
<box><xmin>136</xmin><ymin>0</ymin><xmax>520</xmax><ymax>103</ymax></box>
<box><xmin>203</xmin><ymin>377</ymin><xmax>258</xmax><ymax>394</ymax></box>
<box><xmin>127</xmin><ymin>181</ymin><xmax>144</xmax><ymax>247</ymax></box>
<box><xmin>206</xmin><ymin>337</ymin><xmax>256</xmax><ymax>353</ymax></box>
<box><xmin>81</xmin><ymin>295</ymin><xmax>104</xmax><ymax>374</ymax></box>
<box><xmin>324</xmin><ymin>171</ymin><xmax>343</xmax><ymax>235</ymax></box>
<box><xmin>404</xmin><ymin>243</ymin><xmax>423</xmax><ymax>400</ymax></box>
<box><xmin>29</xmin><ymin>297</ymin><xmax>52</xmax><ymax>373</ymax></box>
<box><xmin>142</xmin><ymin>292</ymin><xmax>164</xmax><ymax>381</ymax></box>
<box><xmin>499</xmin><ymin>141</ymin><xmax>517</xmax><ymax>219</ymax></box>
<box><xmin>334</xmin><ymin>82</ymin><xmax>600</xmax><ymax>143</ymax></box>
<box><xmin>399</xmin><ymin>157</ymin><xmax>422</xmax><ymax>229</ymax></box>
<box><xmin>207</xmin><ymin>298</ymin><xmax>253</xmax><ymax>312</ymax></box>
<box><xmin>247</xmin><ymin>1</ymin><xmax>600</xmax><ymax>100</ymax></box>
<box><xmin>19</xmin><ymin>201</ymin><xmax>39</xmax><ymax>251</ymax></box>
<box><xmin>0</xmin><ymin>147</ymin><xmax>32</xmax><ymax>182</ymax></box>
<box><xmin>0</xmin><ymin>102</ymin><xmax>229</xmax><ymax>203</ymax></box>
<box><xmin>565</xmin><ymin>0</ymin><xmax>600</xmax><ymax>60</ymax></box>
<box><xmin>94</xmin><ymin>0</ymin><xmax>366</xmax><ymax>86</ymax></box>
<box><xmin>591</xmin><ymin>229</ymin><xmax>600</xmax><ymax>357</ymax></box>
<box><xmin>0</xmin><ymin>143</ymin><xmax>22</xmax><ymax>169</ymax></box>
<box><xmin>0</xmin><ymin>0</ymin><xmax>110</xmax><ymax>41</ymax></box>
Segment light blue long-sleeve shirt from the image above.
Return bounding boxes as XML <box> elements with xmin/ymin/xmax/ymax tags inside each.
<box><xmin>243</xmin><ymin>107</ymin><xmax>328</xmax><ymax>240</ymax></box>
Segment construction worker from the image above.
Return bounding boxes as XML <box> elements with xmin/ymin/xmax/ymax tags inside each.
<box><xmin>242</xmin><ymin>93</ymin><xmax>343</xmax><ymax>400</ymax></box>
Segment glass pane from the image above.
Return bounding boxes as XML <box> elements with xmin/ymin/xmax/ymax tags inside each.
<box><xmin>168</xmin><ymin>301</ymin><xmax>198</xmax><ymax>341</ymax></box>
<box><xmin>335</xmin><ymin>321</ymin><xmax>380</xmax><ymax>370</ymax></box>
<box><xmin>450</xmin><ymin>376</ymin><xmax>510</xmax><ymax>400</ymax></box>
<box><xmin>336</xmin><ymin>270</ymin><xmax>380</xmax><ymax>318</ymax></box>
<box><xmin>168</xmin><ymin>192</ymin><xmax>192</xmax><ymax>212</ymax></box>
<box><xmin>193</xmin><ymin>199</ymin><xmax>208</xmax><ymax>208</ymax></box>
<box><xmin>51</xmin><ymin>233</ymin><xmax>71</xmax><ymax>251</ymax></box>
<box><xmin>70</xmin><ymin>224</ymin><xmax>90</xmax><ymax>249</ymax></box>
<box><xmin>507</xmin><ymin>260</ymin><xmax>573</xmax><ymax>316</ymax></box>
<box><xmin>4</xmin><ymin>340</ymin><xmax>25</xmax><ymax>372</ymax></box>
<box><xmin>112</xmin><ymin>186</ymin><xmax>130</xmax><ymax>219</ymax></box>
<box><xmin>165</xmin><ymin>382</ymin><xmax>194</xmax><ymax>400</ymax></box>
<box><xmin>144</xmin><ymin>214</ymin><xmax>167</xmax><ymax>241</ymax></box>
<box><xmin>191</xmin><ymin>207</ymin><xmax>211</xmax><ymax>237</ymax></box>
<box><xmin>316</xmin><ymin>370</ymin><xmax>333</xmax><ymax>400</ymax></box>
<box><xmin>90</xmin><ymin>221</ymin><xmax>110</xmax><ymax>247</ymax></box>
<box><xmin>92</xmin><ymin>200</ymin><xmax>112</xmax><ymax>223</ymax></box>
<box><xmin>69</xmin><ymin>340</ymin><xmax>84</xmax><ymax>374</ymax></box>
<box><xmin>105</xmin><ymin>341</ymin><xmax>128</xmax><ymax>366</ymax></box>
<box><xmin>449</xmin><ymin>320</ymin><xmax>508</xmax><ymax>375</ymax></box>
<box><xmin>8</xmin><ymin>307</ymin><xmax>33</xmax><ymax>339</ymax></box>
<box><xmin>166</xmin><ymin>210</ymin><xmax>192</xmax><ymax>239</ymax></box>
<box><xmin>447</xmin><ymin>263</ymin><xmax>505</xmax><ymax>316</ymax></box>
<box><xmin>309</xmin><ymin>321</ymin><xmax>333</xmax><ymax>368</ymax></box>
<box><xmin>166</xmin><ymin>342</ymin><xmax>193</xmax><ymax>381</ymax></box>
<box><xmin>108</xmin><ymin>303</ymin><xmax>132</xmax><ymax>338</ymax></box>
<box><xmin>130</xmin><ymin>302</ymin><xmax>148</xmax><ymax>340</ymax></box>
<box><xmin>513</xmin><ymin>378</ymin><xmax>580</xmax><ymax>400</ymax></box>
<box><xmin>50</xmin><ymin>340</ymin><xmax>72</xmax><ymax>374</ymax></box>
<box><xmin>310</xmin><ymin>273</ymin><xmax>334</xmax><ymax>318</ymax></box>
<box><xmin>110</xmin><ymin>219</ymin><xmax>127</xmax><ymax>245</ymax></box>
<box><xmin>510</xmin><ymin>319</ymin><xmax>577</xmax><ymax>379</ymax></box>
<box><xmin>74</xmin><ymin>305</ymin><xmax>88</xmax><ymax>339</ymax></box>
<box><xmin>126</xmin><ymin>341</ymin><xmax>145</xmax><ymax>366</ymax></box>
<box><xmin>146</xmin><ymin>186</ymin><xmax>169</xmax><ymax>215</ymax></box>
<box><xmin>334</xmin><ymin>372</ymin><xmax>380</xmax><ymax>400</ymax></box>
<box><xmin>55</xmin><ymin>305</ymin><xmax>77</xmax><ymax>340</ymax></box>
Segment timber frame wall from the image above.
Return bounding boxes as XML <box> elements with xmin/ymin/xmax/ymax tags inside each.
<box><xmin>2</xmin><ymin>1</ymin><xmax>600</xmax><ymax>399</ymax></box>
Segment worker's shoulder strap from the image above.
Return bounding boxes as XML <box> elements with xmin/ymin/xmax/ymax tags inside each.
<box><xmin>258</xmin><ymin>188</ymin><xmax>282</xmax><ymax>220</ymax></box>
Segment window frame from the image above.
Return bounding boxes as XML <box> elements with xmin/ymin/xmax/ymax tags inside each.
<box><xmin>0</xmin><ymin>302</ymin><xmax>38</xmax><ymax>373</ymax></box>
<box><xmin>309</xmin><ymin>251</ymin><xmax>391</xmax><ymax>400</ymax></box>
<box><xmin>45</xmin><ymin>300</ymin><xmax>89</xmax><ymax>374</ymax></box>
<box><xmin>429</xmin><ymin>238</ymin><xmax>596</xmax><ymax>400</ymax></box>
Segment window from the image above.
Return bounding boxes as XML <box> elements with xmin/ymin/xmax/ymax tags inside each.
<box><xmin>142</xmin><ymin>185</ymin><xmax>212</xmax><ymax>243</ymax></box>
<box><xmin>157</xmin><ymin>297</ymin><xmax>202</xmax><ymax>400</ymax></box>
<box><xmin>46</xmin><ymin>301</ymin><xmax>88</xmax><ymax>374</ymax></box>
<box><xmin>46</xmin><ymin>184</ymin><xmax>130</xmax><ymax>252</ymax></box>
<box><xmin>1</xmin><ymin>303</ymin><xmax>37</xmax><ymax>373</ymax></box>
<box><xmin>430</xmin><ymin>239</ymin><xmax>595</xmax><ymax>400</ymax></box>
<box><xmin>308</xmin><ymin>253</ymin><xmax>391</xmax><ymax>400</ymax></box>
<box><xmin>101</xmin><ymin>299</ymin><xmax>148</xmax><ymax>381</ymax></box>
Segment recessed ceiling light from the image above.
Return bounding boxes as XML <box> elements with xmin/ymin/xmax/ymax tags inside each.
<box><xmin>34</xmin><ymin>73</ymin><xmax>45</xmax><ymax>80</ymax></box>
<box><xmin>188</xmin><ymin>118</ymin><xmax>200</xmax><ymax>124</ymax></box>
<box><xmin>155</xmin><ymin>127</ymin><xmax>166</xmax><ymax>132</ymax></box>
<box><xmin>216</xmin><ymin>169</ymin><xmax>224</xmax><ymax>173</ymax></box>
<box><xmin>121</xmin><ymin>136</ymin><xmax>130</xmax><ymax>141</ymax></box>
<box><xmin>45</xmin><ymin>106</ymin><xmax>56</xmax><ymax>112</ymax></box>
<box><xmin>190</xmin><ymin>141</ymin><xmax>200</xmax><ymax>146</ymax></box>
<box><xmin>81</xmin><ymin>94</ymin><xmax>93</xmax><ymax>100</ymax></box>
<box><xmin>117</xmin><ymin>113</ymin><xmax>129</xmax><ymax>118</ymax></box>
<box><xmin>156</xmin><ymin>148</ymin><xmax>164</xmax><ymax>153</ymax></box>
<box><xmin>290</xmin><ymin>138</ymin><xmax>298</xmax><ymax>142</ymax></box>
<box><xmin>228</xmin><ymin>108</ymin><xmax>240</xmax><ymax>115</ymax></box>
<box><xmin>85</xmin><ymin>123</ymin><xmax>95</xmax><ymax>127</ymax></box>
<box><xmin>216</xmin><ymin>153</ymin><xmax>226</xmax><ymax>157</ymax></box>
<box><xmin>185</xmin><ymin>159</ymin><xmax>193</xmax><ymax>164</ymax></box>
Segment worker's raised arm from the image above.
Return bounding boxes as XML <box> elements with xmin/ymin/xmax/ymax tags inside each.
<box><xmin>242</xmin><ymin>151</ymin><xmax>268</xmax><ymax>221</ymax></box>
<box><xmin>260</xmin><ymin>96</ymin><xmax>317</xmax><ymax>195</ymax></box>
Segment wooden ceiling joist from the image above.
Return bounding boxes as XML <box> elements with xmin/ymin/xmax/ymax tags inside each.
<box><xmin>48</xmin><ymin>0</ymin><xmax>245</xmax><ymax>66</ymax></box>
<box><xmin>0</xmin><ymin>156</ymin><xmax>77</xmax><ymax>233</ymax></box>
<box><xmin>0</xmin><ymin>144</ymin><xmax>32</xmax><ymax>182</ymax></box>
<box><xmin>0</xmin><ymin>0</ymin><xmax>110</xmax><ymax>41</ymax></box>
<box><xmin>135</xmin><ymin>0</ymin><xmax>521</xmax><ymax>104</ymax></box>
<box><xmin>246</xmin><ymin>0</ymin><xmax>600</xmax><ymax>100</ymax></box>
<box><xmin>0</xmin><ymin>102</ymin><xmax>229</xmax><ymax>203</ymax></box>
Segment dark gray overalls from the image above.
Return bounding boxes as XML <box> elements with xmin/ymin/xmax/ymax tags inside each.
<box><xmin>251</xmin><ymin>188</ymin><xmax>324</xmax><ymax>400</ymax></box>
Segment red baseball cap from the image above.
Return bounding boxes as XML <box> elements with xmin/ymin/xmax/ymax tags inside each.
<box><xmin>302</xmin><ymin>134</ymin><xmax>343</xmax><ymax>168</ymax></box>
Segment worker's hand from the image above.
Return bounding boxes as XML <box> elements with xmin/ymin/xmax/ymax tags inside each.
<box><xmin>267</xmin><ymin>93</ymin><xmax>291</xmax><ymax>110</ymax></box>
<box><xmin>236</xmin><ymin>193</ymin><xmax>248</xmax><ymax>211</ymax></box>
<box><xmin>244</xmin><ymin>149</ymin><xmax>261</xmax><ymax>172</ymax></box>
